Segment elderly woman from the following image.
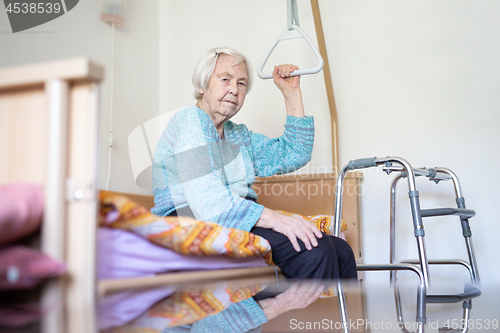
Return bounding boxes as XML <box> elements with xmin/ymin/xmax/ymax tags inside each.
<box><xmin>152</xmin><ymin>48</ymin><xmax>356</xmax><ymax>330</ymax></box>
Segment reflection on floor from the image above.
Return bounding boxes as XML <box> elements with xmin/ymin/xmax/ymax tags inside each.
<box><xmin>261</xmin><ymin>280</ymin><xmax>366</xmax><ymax>333</ymax></box>
<box><xmin>262</xmin><ymin>279</ymin><xmax>497</xmax><ymax>333</ymax></box>
<box><xmin>2</xmin><ymin>277</ymin><xmax>497</xmax><ymax>333</ymax></box>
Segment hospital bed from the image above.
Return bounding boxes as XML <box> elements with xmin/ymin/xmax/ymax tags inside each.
<box><xmin>0</xmin><ymin>57</ymin><xmax>366</xmax><ymax>333</ymax></box>
<box><xmin>0</xmin><ymin>58</ymin><xmax>281</xmax><ymax>333</ymax></box>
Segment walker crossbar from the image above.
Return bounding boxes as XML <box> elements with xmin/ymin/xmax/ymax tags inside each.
<box><xmin>383</xmin><ymin>166</ymin><xmax>453</xmax><ymax>182</ymax></box>
<box><xmin>426</xmin><ymin>287</ymin><xmax>481</xmax><ymax>304</ymax></box>
<box><xmin>357</xmin><ymin>263</ymin><xmax>424</xmax><ymax>285</ymax></box>
<box><xmin>420</xmin><ymin>208</ymin><xmax>475</xmax><ymax>219</ymax></box>
<box><xmin>401</xmin><ymin>259</ymin><xmax>475</xmax><ymax>282</ymax></box>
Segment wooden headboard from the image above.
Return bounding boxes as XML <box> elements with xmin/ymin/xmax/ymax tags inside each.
<box><xmin>253</xmin><ymin>172</ymin><xmax>363</xmax><ymax>259</ymax></box>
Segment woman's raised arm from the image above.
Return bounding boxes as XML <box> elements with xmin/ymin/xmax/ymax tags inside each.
<box><xmin>273</xmin><ymin>64</ymin><xmax>304</xmax><ymax>118</ymax></box>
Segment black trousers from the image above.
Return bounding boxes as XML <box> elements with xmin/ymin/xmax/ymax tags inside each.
<box><xmin>168</xmin><ymin>201</ymin><xmax>357</xmax><ymax>279</ymax></box>
<box><xmin>250</xmin><ymin>227</ymin><xmax>357</xmax><ymax>280</ymax></box>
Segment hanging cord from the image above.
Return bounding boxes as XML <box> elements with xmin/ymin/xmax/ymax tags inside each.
<box><xmin>105</xmin><ymin>21</ymin><xmax>115</xmax><ymax>190</ymax></box>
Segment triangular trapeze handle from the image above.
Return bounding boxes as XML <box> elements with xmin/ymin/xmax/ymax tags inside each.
<box><xmin>257</xmin><ymin>24</ymin><xmax>324</xmax><ymax>80</ymax></box>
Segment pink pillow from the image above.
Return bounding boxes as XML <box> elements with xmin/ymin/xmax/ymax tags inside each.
<box><xmin>0</xmin><ymin>245</ymin><xmax>66</xmax><ymax>290</ymax></box>
<box><xmin>0</xmin><ymin>184</ymin><xmax>44</xmax><ymax>245</ymax></box>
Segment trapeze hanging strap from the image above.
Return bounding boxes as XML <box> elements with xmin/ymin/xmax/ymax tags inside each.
<box><xmin>287</xmin><ymin>0</ymin><xmax>300</xmax><ymax>28</ymax></box>
<box><xmin>257</xmin><ymin>0</ymin><xmax>324</xmax><ymax>80</ymax></box>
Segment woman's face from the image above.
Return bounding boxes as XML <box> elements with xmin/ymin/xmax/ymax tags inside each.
<box><xmin>198</xmin><ymin>54</ymin><xmax>249</xmax><ymax>125</ymax></box>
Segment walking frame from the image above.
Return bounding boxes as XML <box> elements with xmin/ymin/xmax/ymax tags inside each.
<box><xmin>333</xmin><ymin>156</ymin><xmax>481</xmax><ymax>333</ymax></box>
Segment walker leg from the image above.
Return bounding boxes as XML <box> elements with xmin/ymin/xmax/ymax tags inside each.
<box><xmin>337</xmin><ymin>280</ymin><xmax>350</xmax><ymax>333</ymax></box>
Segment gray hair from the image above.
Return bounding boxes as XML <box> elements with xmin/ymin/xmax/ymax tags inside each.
<box><xmin>192</xmin><ymin>47</ymin><xmax>252</xmax><ymax>100</ymax></box>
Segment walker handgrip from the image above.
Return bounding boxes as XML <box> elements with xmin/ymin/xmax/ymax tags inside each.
<box><xmin>348</xmin><ymin>157</ymin><xmax>377</xmax><ymax>170</ymax></box>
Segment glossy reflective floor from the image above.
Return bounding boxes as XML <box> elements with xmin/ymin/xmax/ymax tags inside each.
<box><xmin>1</xmin><ymin>274</ymin><xmax>497</xmax><ymax>333</ymax></box>
<box><xmin>95</xmin><ymin>273</ymin><xmax>498</xmax><ymax>333</ymax></box>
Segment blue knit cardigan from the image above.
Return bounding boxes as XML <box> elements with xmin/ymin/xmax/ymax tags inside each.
<box><xmin>152</xmin><ymin>105</ymin><xmax>314</xmax><ymax>231</ymax></box>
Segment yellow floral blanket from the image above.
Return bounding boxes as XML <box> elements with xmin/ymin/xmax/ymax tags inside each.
<box><xmin>100</xmin><ymin>192</ymin><xmax>273</xmax><ymax>263</ymax></box>
<box><xmin>99</xmin><ymin>192</ymin><xmax>347</xmax><ymax>264</ymax></box>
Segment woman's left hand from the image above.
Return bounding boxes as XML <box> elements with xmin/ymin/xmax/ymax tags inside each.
<box><xmin>273</xmin><ymin>64</ymin><xmax>300</xmax><ymax>95</ymax></box>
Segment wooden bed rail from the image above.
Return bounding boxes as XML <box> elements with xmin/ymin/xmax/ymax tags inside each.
<box><xmin>98</xmin><ymin>265</ymin><xmax>283</xmax><ymax>296</ymax></box>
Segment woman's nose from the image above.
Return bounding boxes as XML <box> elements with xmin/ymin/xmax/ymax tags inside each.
<box><xmin>228</xmin><ymin>81</ymin><xmax>238</xmax><ymax>95</ymax></box>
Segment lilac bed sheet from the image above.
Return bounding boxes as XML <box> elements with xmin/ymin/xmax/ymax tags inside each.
<box><xmin>97</xmin><ymin>227</ymin><xmax>267</xmax><ymax>279</ymax></box>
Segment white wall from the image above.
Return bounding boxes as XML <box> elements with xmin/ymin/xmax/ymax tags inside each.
<box><xmin>0</xmin><ymin>0</ymin><xmax>159</xmax><ymax>195</ymax></box>
<box><xmin>159</xmin><ymin>0</ymin><xmax>333</xmax><ymax>177</ymax></box>
<box><xmin>319</xmin><ymin>1</ymin><xmax>500</xmax><ymax>327</ymax></box>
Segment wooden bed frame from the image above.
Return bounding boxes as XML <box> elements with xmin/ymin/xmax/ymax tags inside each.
<box><xmin>103</xmin><ymin>171</ymin><xmax>367</xmax><ymax>333</ymax></box>
<box><xmin>1</xmin><ymin>58</ymin><xmax>366</xmax><ymax>333</ymax></box>
<box><xmin>0</xmin><ymin>58</ymin><xmax>102</xmax><ymax>333</ymax></box>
